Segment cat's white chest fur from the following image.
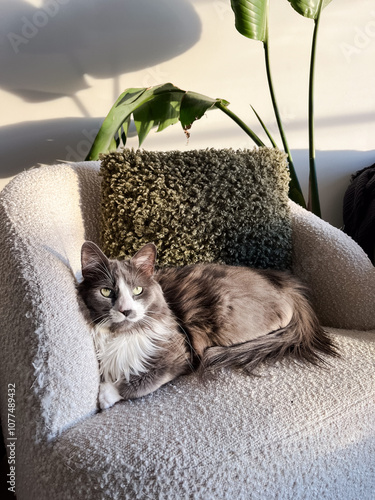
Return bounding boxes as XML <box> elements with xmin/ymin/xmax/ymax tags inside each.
<box><xmin>94</xmin><ymin>325</ymin><xmax>167</xmax><ymax>383</ymax></box>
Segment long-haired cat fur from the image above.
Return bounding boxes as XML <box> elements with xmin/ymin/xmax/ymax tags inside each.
<box><xmin>77</xmin><ymin>242</ymin><xmax>336</xmax><ymax>409</ymax></box>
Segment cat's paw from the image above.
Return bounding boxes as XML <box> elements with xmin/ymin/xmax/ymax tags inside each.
<box><xmin>99</xmin><ymin>382</ymin><xmax>123</xmax><ymax>410</ymax></box>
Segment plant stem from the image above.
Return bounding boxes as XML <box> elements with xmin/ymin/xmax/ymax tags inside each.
<box><xmin>216</xmin><ymin>101</ymin><xmax>265</xmax><ymax>147</ymax></box>
<box><xmin>251</xmin><ymin>105</ymin><xmax>278</xmax><ymax>148</ymax></box>
<box><xmin>263</xmin><ymin>23</ymin><xmax>306</xmax><ymax>208</ymax></box>
<box><xmin>308</xmin><ymin>0</ymin><xmax>323</xmax><ymax>217</ymax></box>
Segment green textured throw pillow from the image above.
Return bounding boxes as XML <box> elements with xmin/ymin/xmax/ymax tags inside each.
<box><xmin>99</xmin><ymin>147</ymin><xmax>292</xmax><ymax>270</ymax></box>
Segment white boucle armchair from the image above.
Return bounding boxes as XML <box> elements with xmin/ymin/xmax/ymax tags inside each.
<box><xmin>0</xmin><ymin>162</ymin><xmax>374</xmax><ymax>500</ymax></box>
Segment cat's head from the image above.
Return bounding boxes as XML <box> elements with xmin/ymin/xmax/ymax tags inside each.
<box><xmin>77</xmin><ymin>242</ymin><xmax>165</xmax><ymax>334</ymax></box>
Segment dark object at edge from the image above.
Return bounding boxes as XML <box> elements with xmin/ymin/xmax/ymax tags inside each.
<box><xmin>343</xmin><ymin>163</ymin><xmax>375</xmax><ymax>264</ymax></box>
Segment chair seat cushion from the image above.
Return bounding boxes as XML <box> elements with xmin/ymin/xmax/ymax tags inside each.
<box><xmin>50</xmin><ymin>328</ymin><xmax>375</xmax><ymax>500</ymax></box>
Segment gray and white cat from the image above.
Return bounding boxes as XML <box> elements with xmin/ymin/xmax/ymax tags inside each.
<box><xmin>77</xmin><ymin>242</ymin><xmax>336</xmax><ymax>410</ymax></box>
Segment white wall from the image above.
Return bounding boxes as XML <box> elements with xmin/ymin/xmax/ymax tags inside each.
<box><xmin>1</xmin><ymin>0</ymin><xmax>374</xmax><ymax>227</ymax></box>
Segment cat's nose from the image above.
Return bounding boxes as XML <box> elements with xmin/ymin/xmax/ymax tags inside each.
<box><xmin>121</xmin><ymin>309</ymin><xmax>132</xmax><ymax>317</ymax></box>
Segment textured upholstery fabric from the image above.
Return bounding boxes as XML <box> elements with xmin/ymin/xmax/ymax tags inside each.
<box><xmin>0</xmin><ymin>162</ymin><xmax>374</xmax><ymax>500</ymax></box>
<box><xmin>291</xmin><ymin>201</ymin><xmax>375</xmax><ymax>330</ymax></box>
<box><xmin>51</xmin><ymin>329</ymin><xmax>375</xmax><ymax>500</ymax></box>
<box><xmin>100</xmin><ymin>148</ymin><xmax>292</xmax><ymax>270</ymax></box>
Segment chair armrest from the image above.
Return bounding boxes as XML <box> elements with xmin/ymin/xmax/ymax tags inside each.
<box><xmin>290</xmin><ymin>200</ymin><xmax>375</xmax><ymax>330</ymax></box>
<box><xmin>0</xmin><ymin>163</ymin><xmax>102</xmax><ymax>445</ymax></box>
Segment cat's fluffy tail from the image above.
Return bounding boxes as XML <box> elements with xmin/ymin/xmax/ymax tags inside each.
<box><xmin>201</xmin><ymin>285</ymin><xmax>338</xmax><ymax>375</ymax></box>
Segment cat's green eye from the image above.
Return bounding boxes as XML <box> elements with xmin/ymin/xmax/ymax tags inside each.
<box><xmin>132</xmin><ymin>286</ymin><xmax>143</xmax><ymax>296</ymax></box>
<box><xmin>100</xmin><ymin>288</ymin><xmax>113</xmax><ymax>298</ymax></box>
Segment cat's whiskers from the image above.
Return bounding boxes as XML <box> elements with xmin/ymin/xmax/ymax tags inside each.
<box><xmin>94</xmin><ymin>318</ymin><xmax>112</xmax><ymax>333</ymax></box>
<box><xmin>97</xmin><ymin>316</ymin><xmax>110</xmax><ymax>327</ymax></box>
<box><xmin>85</xmin><ymin>312</ymin><xmax>109</xmax><ymax>330</ymax></box>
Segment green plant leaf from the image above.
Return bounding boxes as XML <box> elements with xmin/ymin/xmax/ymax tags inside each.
<box><xmin>230</xmin><ymin>0</ymin><xmax>269</xmax><ymax>41</ymax></box>
<box><xmin>133</xmin><ymin>93</ymin><xmax>183</xmax><ymax>146</ymax></box>
<box><xmin>86</xmin><ymin>83</ymin><xmax>183</xmax><ymax>160</ymax></box>
<box><xmin>180</xmin><ymin>92</ymin><xmax>228</xmax><ymax>130</ymax></box>
<box><xmin>120</xmin><ymin>116</ymin><xmax>130</xmax><ymax>147</ymax></box>
<box><xmin>86</xmin><ymin>84</ymin><xmax>265</xmax><ymax>160</ymax></box>
<box><xmin>287</xmin><ymin>0</ymin><xmax>333</xmax><ymax>19</ymax></box>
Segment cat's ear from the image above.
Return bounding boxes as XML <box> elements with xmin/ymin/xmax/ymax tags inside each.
<box><xmin>131</xmin><ymin>243</ymin><xmax>157</xmax><ymax>277</ymax></box>
<box><xmin>81</xmin><ymin>241</ymin><xmax>109</xmax><ymax>278</ymax></box>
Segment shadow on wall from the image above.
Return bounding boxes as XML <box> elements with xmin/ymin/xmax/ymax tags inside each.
<box><xmin>1</xmin><ymin>0</ymin><xmax>201</xmax><ymax>103</ymax></box>
<box><xmin>0</xmin><ymin>118</ymin><xmax>118</xmax><ymax>178</ymax></box>
<box><xmin>0</xmin><ymin>0</ymin><xmax>201</xmax><ymax>179</ymax></box>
